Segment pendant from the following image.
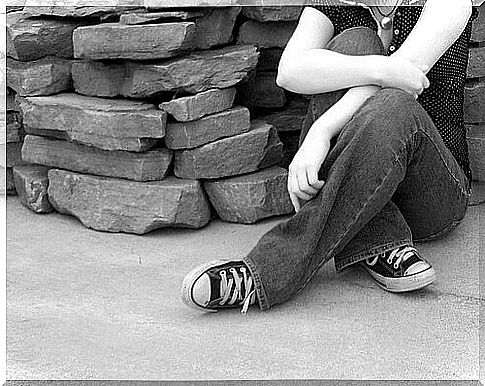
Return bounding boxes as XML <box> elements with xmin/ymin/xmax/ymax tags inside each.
<box><xmin>381</xmin><ymin>16</ymin><xmax>393</xmax><ymax>30</ymax></box>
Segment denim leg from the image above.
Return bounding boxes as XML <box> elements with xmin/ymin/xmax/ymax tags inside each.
<box><xmin>243</xmin><ymin>88</ymin><xmax>470</xmax><ymax>311</ymax></box>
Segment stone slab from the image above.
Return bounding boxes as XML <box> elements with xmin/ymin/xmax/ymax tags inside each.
<box><xmin>6</xmin><ymin>142</ymin><xmax>24</xmax><ymax>168</ymax></box>
<box><xmin>47</xmin><ymin>169</ymin><xmax>211</xmax><ymax>234</ymax></box>
<box><xmin>22</xmin><ymin>135</ymin><xmax>173</xmax><ymax>182</ymax></box>
<box><xmin>71</xmin><ymin>45</ymin><xmax>259</xmax><ymax>98</ymax></box>
<box><xmin>13</xmin><ymin>165</ymin><xmax>53</xmax><ymax>214</ymax></box>
<box><xmin>174</xmin><ymin>120</ymin><xmax>283</xmax><ymax>179</ymax></box>
<box><xmin>165</xmin><ymin>106</ymin><xmax>250</xmax><ymax>149</ymax></box>
<box><xmin>6</xmin><ymin>122</ymin><xmax>22</xmax><ymax>144</ymax></box>
<box><xmin>204</xmin><ymin>166</ymin><xmax>293</xmax><ymax>223</ymax></box>
<box><xmin>6</xmin><ymin>167</ymin><xmax>17</xmax><ymax>196</ymax></box>
<box><xmin>471</xmin><ymin>3</ymin><xmax>485</xmax><ymax>42</ymax></box>
<box><xmin>467</xmin><ymin>45</ymin><xmax>485</xmax><ymax>78</ymax></box>
<box><xmin>237</xmin><ymin>20</ymin><xmax>297</xmax><ymax>48</ymax></box>
<box><xmin>194</xmin><ymin>7</ymin><xmax>241</xmax><ymax>50</ymax></box>
<box><xmin>242</xmin><ymin>6</ymin><xmax>303</xmax><ymax>22</ymax></box>
<box><xmin>467</xmin><ymin>124</ymin><xmax>485</xmax><ymax>181</ymax></box>
<box><xmin>19</xmin><ymin>93</ymin><xmax>166</xmax><ymax>152</ymax></box>
<box><xmin>160</xmin><ymin>88</ymin><xmax>236</xmax><ymax>122</ymax></box>
<box><xmin>7</xmin><ymin>88</ymin><xmax>20</xmax><ymax>112</ymax></box>
<box><xmin>7</xmin><ymin>57</ymin><xmax>72</xmax><ymax>97</ymax></box>
<box><xmin>464</xmin><ymin>80</ymin><xmax>485</xmax><ymax>123</ymax></box>
<box><xmin>257</xmin><ymin>97</ymin><xmax>308</xmax><ymax>132</ymax></box>
<box><xmin>73</xmin><ymin>22</ymin><xmax>196</xmax><ymax>60</ymax></box>
<box><xmin>119</xmin><ymin>11</ymin><xmax>204</xmax><ymax>24</ymax></box>
<box><xmin>238</xmin><ymin>71</ymin><xmax>286</xmax><ymax>108</ymax></box>
<box><xmin>22</xmin><ymin>5</ymin><xmax>144</xmax><ymax>18</ymax></box>
<box><xmin>7</xmin><ymin>12</ymin><xmax>80</xmax><ymax>61</ymax></box>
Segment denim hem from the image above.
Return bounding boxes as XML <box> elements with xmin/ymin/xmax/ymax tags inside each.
<box><xmin>242</xmin><ymin>256</ymin><xmax>270</xmax><ymax>311</ymax></box>
<box><xmin>335</xmin><ymin>239</ymin><xmax>412</xmax><ymax>272</ymax></box>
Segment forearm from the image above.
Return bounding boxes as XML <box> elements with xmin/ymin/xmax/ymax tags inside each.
<box><xmin>303</xmin><ymin>85</ymin><xmax>381</xmax><ymax>143</ymax></box>
<box><xmin>277</xmin><ymin>50</ymin><xmax>383</xmax><ymax>95</ymax></box>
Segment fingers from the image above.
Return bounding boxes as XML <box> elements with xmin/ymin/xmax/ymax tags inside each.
<box><xmin>307</xmin><ymin>168</ymin><xmax>325</xmax><ymax>191</ymax></box>
<box><xmin>287</xmin><ymin>165</ymin><xmax>325</xmax><ymax>212</ymax></box>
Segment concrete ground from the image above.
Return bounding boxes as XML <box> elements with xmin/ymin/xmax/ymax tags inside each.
<box><xmin>6</xmin><ymin>196</ymin><xmax>483</xmax><ymax>380</ymax></box>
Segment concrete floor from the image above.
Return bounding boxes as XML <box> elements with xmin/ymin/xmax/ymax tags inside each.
<box><xmin>6</xmin><ymin>196</ymin><xmax>483</xmax><ymax>380</ymax></box>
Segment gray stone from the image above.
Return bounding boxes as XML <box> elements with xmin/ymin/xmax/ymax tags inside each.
<box><xmin>119</xmin><ymin>11</ymin><xmax>204</xmax><ymax>24</ymax></box>
<box><xmin>242</xmin><ymin>6</ymin><xmax>303</xmax><ymax>22</ymax></box>
<box><xmin>22</xmin><ymin>5</ymin><xmax>144</xmax><ymax>18</ymax></box>
<box><xmin>73</xmin><ymin>22</ymin><xmax>196</xmax><ymax>61</ymax></box>
<box><xmin>5</xmin><ymin>142</ymin><xmax>24</xmax><ymax>168</ymax></box>
<box><xmin>464</xmin><ymin>80</ymin><xmax>485</xmax><ymax>123</ymax></box>
<box><xmin>237</xmin><ymin>20</ymin><xmax>296</xmax><ymax>48</ymax></box>
<box><xmin>13</xmin><ymin>165</ymin><xmax>53</xmax><ymax>214</ymax></box>
<box><xmin>256</xmin><ymin>48</ymin><xmax>283</xmax><ymax>72</ymax></box>
<box><xmin>22</xmin><ymin>135</ymin><xmax>173</xmax><ymax>182</ymax></box>
<box><xmin>238</xmin><ymin>71</ymin><xmax>286</xmax><ymax>108</ymax></box>
<box><xmin>258</xmin><ymin>97</ymin><xmax>308</xmax><ymax>132</ymax></box>
<box><xmin>204</xmin><ymin>166</ymin><xmax>293</xmax><ymax>223</ymax></box>
<box><xmin>48</xmin><ymin>169</ymin><xmax>211</xmax><ymax>234</ymax></box>
<box><xmin>7</xmin><ymin>12</ymin><xmax>80</xmax><ymax>61</ymax></box>
<box><xmin>165</xmin><ymin>106</ymin><xmax>250</xmax><ymax>149</ymax></box>
<box><xmin>7</xmin><ymin>56</ymin><xmax>72</xmax><ymax>96</ymax></box>
<box><xmin>174</xmin><ymin>120</ymin><xmax>283</xmax><ymax>179</ymax></box>
<box><xmin>471</xmin><ymin>3</ymin><xmax>485</xmax><ymax>43</ymax></box>
<box><xmin>19</xmin><ymin>93</ymin><xmax>166</xmax><ymax>152</ymax></box>
<box><xmin>6</xmin><ymin>112</ymin><xmax>22</xmax><ymax>143</ymax></box>
<box><xmin>160</xmin><ymin>88</ymin><xmax>236</xmax><ymax>122</ymax></box>
<box><xmin>467</xmin><ymin>45</ymin><xmax>485</xmax><ymax>78</ymax></box>
<box><xmin>467</xmin><ymin>124</ymin><xmax>485</xmax><ymax>181</ymax></box>
<box><xmin>7</xmin><ymin>88</ymin><xmax>20</xmax><ymax>111</ymax></box>
<box><xmin>71</xmin><ymin>45</ymin><xmax>259</xmax><ymax>98</ymax></box>
<box><xmin>6</xmin><ymin>167</ymin><xmax>17</xmax><ymax>196</ymax></box>
<box><xmin>194</xmin><ymin>7</ymin><xmax>241</xmax><ymax>50</ymax></box>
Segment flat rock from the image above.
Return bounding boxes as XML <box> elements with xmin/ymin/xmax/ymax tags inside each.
<box><xmin>7</xmin><ymin>56</ymin><xmax>72</xmax><ymax>96</ymax></box>
<box><xmin>238</xmin><ymin>71</ymin><xmax>286</xmax><ymax>108</ymax></box>
<box><xmin>22</xmin><ymin>5</ymin><xmax>144</xmax><ymax>18</ymax></box>
<box><xmin>257</xmin><ymin>97</ymin><xmax>308</xmax><ymax>132</ymax></box>
<box><xmin>7</xmin><ymin>12</ymin><xmax>81</xmax><ymax>61</ymax></box>
<box><xmin>7</xmin><ymin>88</ymin><xmax>20</xmax><ymax>111</ymax></box>
<box><xmin>464</xmin><ymin>80</ymin><xmax>485</xmax><ymax>123</ymax></box>
<box><xmin>19</xmin><ymin>93</ymin><xmax>166</xmax><ymax>151</ymax></box>
<box><xmin>71</xmin><ymin>45</ymin><xmax>259</xmax><ymax>98</ymax></box>
<box><xmin>6</xmin><ymin>112</ymin><xmax>22</xmax><ymax>143</ymax></box>
<box><xmin>467</xmin><ymin>125</ymin><xmax>485</xmax><ymax>181</ymax></box>
<box><xmin>237</xmin><ymin>20</ymin><xmax>296</xmax><ymax>48</ymax></box>
<box><xmin>242</xmin><ymin>6</ymin><xmax>303</xmax><ymax>22</ymax></box>
<box><xmin>4</xmin><ymin>142</ymin><xmax>24</xmax><ymax>168</ymax></box>
<box><xmin>73</xmin><ymin>22</ymin><xmax>196</xmax><ymax>60</ymax></box>
<box><xmin>160</xmin><ymin>88</ymin><xmax>236</xmax><ymax>122</ymax></box>
<box><xmin>194</xmin><ymin>7</ymin><xmax>241</xmax><ymax>50</ymax></box>
<box><xmin>204</xmin><ymin>166</ymin><xmax>293</xmax><ymax>223</ymax></box>
<box><xmin>13</xmin><ymin>165</ymin><xmax>53</xmax><ymax>214</ymax></box>
<box><xmin>6</xmin><ymin>168</ymin><xmax>17</xmax><ymax>196</ymax></box>
<box><xmin>48</xmin><ymin>169</ymin><xmax>211</xmax><ymax>234</ymax></box>
<box><xmin>471</xmin><ymin>3</ymin><xmax>485</xmax><ymax>42</ymax></box>
<box><xmin>119</xmin><ymin>11</ymin><xmax>204</xmax><ymax>24</ymax></box>
<box><xmin>165</xmin><ymin>106</ymin><xmax>250</xmax><ymax>149</ymax></box>
<box><xmin>467</xmin><ymin>45</ymin><xmax>485</xmax><ymax>78</ymax></box>
<box><xmin>174</xmin><ymin>120</ymin><xmax>283</xmax><ymax>179</ymax></box>
<box><xmin>22</xmin><ymin>135</ymin><xmax>173</xmax><ymax>181</ymax></box>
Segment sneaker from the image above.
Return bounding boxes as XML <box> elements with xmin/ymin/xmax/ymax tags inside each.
<box><xmin>181</xmin><ymin>260</ymin><xmax>257</xmax><ymax>314</ymax></box>
<box><xmin>360</xmin><ymin>246</ymin><xmax>436</xmax><ymax>292</ymax></box>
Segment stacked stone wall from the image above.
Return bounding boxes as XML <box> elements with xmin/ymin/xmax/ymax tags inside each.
<box><xmin>3</xmin><ymin>4</ymin><xmax>484</xmax><ymax>232</ymax></box>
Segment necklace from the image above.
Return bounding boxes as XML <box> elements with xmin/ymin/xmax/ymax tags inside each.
<box><xmin>373</xmin><ymin>2</ymin><xmax>400</xmax><ymax>30</ymax></box>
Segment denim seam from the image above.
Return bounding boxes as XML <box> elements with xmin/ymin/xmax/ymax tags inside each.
<box><xmin>242</xmin><ymin>255</ymin><xmax>269</xmax><ymax>311</ymax></box>
<box><xmin>415</xmin><ymin>216</ymin><xmax>466</xmax><ymax>243</ymax></box>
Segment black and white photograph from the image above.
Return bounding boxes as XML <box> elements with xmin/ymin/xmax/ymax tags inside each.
<box><xmin>2</xmin><ymin>0</ymin><xmax>484</xmax><ymax>382</ymax></box>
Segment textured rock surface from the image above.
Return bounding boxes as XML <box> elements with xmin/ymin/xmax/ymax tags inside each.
<box><xmin>464</xmin><ymin>80</ymin><xmax>485</xmax><ymax>123</ymax></box>
<box><xmin>48</xmin><ymin>169</ymin><xmax>211</xmax><ymax>234</ymax></box>
<box><xmin>71</xmin><ymin>45</ymin><xmax>259</xmax><ymax>98</ymax></box>
<box><xmin>7</xmin><ymin>88</ymin><xmax>20</xmax><ymax>111</ymax></box>
<box><xmin>7</xmin><ymin>12</ymin><xmax>80</xmax><ymax>61</ymax></box>
<box><xmin>119</xmin><ymin>11</ymin><xmax>204</xmax><ymax>24</ymax></box>
<box><xmin>22</xmin><ymin>135</ymin><xmax>173</xmax><ymax>181</ymax></box>
<box><xmin>238</xmin><ymin>72</ymin><xmax>286</xmax><ymax>108</ymax></box>
<box><xmin>467</xmin><ymin>125</ymin><xmax>485</xmax><ymax>181</ymax></box>
<box><xmin>165</xmin><ymin>106</ymin><xmax>250</xmax><ymax>149</ymax></box>
<box><xmin>22</xmin><ymin>5</ymin><xmax>143</xmax><ymax>18</ymax></box>
<box><xmin>6</xmin><ymin>167</ymin><xmax>17</xmax><ymax>196</ymax></box>
<box><xmin>237</xmin><ymin>20</ymin><xmax>296</xmax><ymax>48</ymax></box>
<box><xmin>13</xmin><ymin>165</ymin><xmax>53</xmax><ymax>213</ymax></box>
<box><xmin>257</xmin><ymin>97</ymin><xmax>308</xmax><ymax>132</ymax></box>
<box><xmin>204</xmin><ymin>166</ymin><xmax>293</xmax><ymax>223</ymax></box>
<box><xmin>160</xmin><ymin>88</ymin><xmax>236</xmax><ymax>122</ymax></box>
<box><xmin>6</xmin><ymin>142</ymin><xmax>24</xmax><ymax>168</ymax></box>
<box><xmin>7</xmin><ymin>57</ymin><xmax>72</xmax><ymax>96</ymax></box>
<box><xmin>242</xmin><ymin>6</ymin><xmax>302</xmax><ymax>22</ymax></box>
<box><xmin>471</xmin><ymin>3</ymin><xmax>485</xmax><ymax>42</ymax></box>
<box><xmin>19</xmin><ymin>94</ymin><xmax>166</xmax><ymax>151</ymax></box>
<box><xmin>6</xmin><ymin>112</ymin><xmax>22</xmax><ymax>143</ymax></box>
<box><xmin>194</xmin><ymin>7</ymin><xmax>241</xmax><ymax>49</ymax></box>
<box><xmin>467</xmin><ymin>45</ymin><xmax>485</xmax><ymax>78</ymax></box>
<box><xmin>256</xmin><ymin>48</ymin><xmax>283</xmax><ymax>72</ymax></box>
<box><xmin>174</xmin><ymin>121</ymin><xmax>283</xmax><ymax>179</ymax></box>
<box><xmin>73</xmin><ymin>22</ymin><xmax>196</xmax><ymax>60</ymax></box>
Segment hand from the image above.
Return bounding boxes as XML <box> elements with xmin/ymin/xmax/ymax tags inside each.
<box><xmin>378</xmin><ymin>56</ymin><xmax>430</xmax><ymax>98</ymax></box>
<box><xmin>287</xmin><ymin>132</ymin><xmax>330</xmax><ymax>212</ymax></box>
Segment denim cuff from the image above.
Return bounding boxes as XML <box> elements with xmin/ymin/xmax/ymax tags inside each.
<box><xmin>243</xmin><ymin>255</ymin><xmax>270</xmax><ymax>311</ymax></box>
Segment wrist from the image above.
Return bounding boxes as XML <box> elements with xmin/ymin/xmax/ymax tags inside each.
<box><xmin>368</xmin><ymin>55</ymin><xmax>389</xmax><ymax>87</ymax></box>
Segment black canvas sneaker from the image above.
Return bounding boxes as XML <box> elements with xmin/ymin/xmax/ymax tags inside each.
<box><xmin>360</xmin><ymin>246</ymin><xmax>436</xmax><ymax>292</ymax></box>
<box><xmin>181</xmin><ymin>260</ymin><xmax>257</xmax><ymax>314</ymax></box>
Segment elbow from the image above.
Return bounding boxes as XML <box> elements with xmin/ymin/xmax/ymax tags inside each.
<box><xmin>276</xmin><ymin>59</ymin><xmax>296</xmax><ymax>90</ymax></box>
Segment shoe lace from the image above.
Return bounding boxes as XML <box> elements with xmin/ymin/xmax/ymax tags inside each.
<box><xmin>367</xmin><ymin>246</ymin><xmax>417</xmax><ymax>269</ymax></box>
<box><xmin>219</xmin><ymin>266</ymin><xmax>255</xmax><ymax>314</ymax></box>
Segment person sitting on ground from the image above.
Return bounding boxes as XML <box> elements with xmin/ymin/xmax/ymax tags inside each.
<box><xmin>181</xmin><ymin>0</ymin><xmax>479</xmax><ymax>313</ymax></box>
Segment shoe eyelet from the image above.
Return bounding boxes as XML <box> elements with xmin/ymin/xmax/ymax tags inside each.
<box><xmin>230</xmin><ymin>268</ymin><xmax>237</xmax><ymax>274</ymax></box>
<box><xmin>393</xmin><ymin>263</ymin><xmax>399</xmax><ymax>269</ymax></box>
<box><xmin>387</xmin><ymin>259</ymin><xmax>393</xmax><ymax>265</ymax></box>
<box><xmin>240</xmin><ymin>267</ymin><xmax>246</xmax><ymax>273</ymax></box>
<box><xmin>220</xmin><ymin>270</ymin><xmax>226</xmax><ymax>277</ymax></box>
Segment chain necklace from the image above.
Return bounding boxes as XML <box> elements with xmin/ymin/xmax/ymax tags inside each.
<box><xmin>373</xmin><ymin>1</ymin><xmax>400</xmax><ymax>30</ymax></box>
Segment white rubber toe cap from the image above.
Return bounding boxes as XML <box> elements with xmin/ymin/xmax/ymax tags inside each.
<box><xmin>404</xmin><ymin>261</ymin><xmax>431</xmax><ymax>276</ymax></box>
<box><xmin>191</xmin><ymin>273</ymin><xmax>211</xmax><ymax>307</ymax></box>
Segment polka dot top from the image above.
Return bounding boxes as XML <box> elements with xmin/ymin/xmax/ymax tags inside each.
<box><xmin>308</xmin><ymin>1</ymin><xmax>479</xmax><ymax>180</ymax></box>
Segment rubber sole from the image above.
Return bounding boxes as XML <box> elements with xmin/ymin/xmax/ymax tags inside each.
<box><xmin>360</xmin><ymin>264</ymin><xmax>436</xmax><ymax>293</ymax></box>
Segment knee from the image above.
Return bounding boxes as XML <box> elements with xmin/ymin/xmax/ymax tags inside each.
<box><xmin>326</xmin><ymin>27</ymin><xmax>384</xmax><ymax>56</ymax></box>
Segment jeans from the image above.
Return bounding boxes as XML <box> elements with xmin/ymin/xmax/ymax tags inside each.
<box><xmin>242</xmin><ymin>27</ymin><xmax>471</xmax><ymax>311</ymax></box>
